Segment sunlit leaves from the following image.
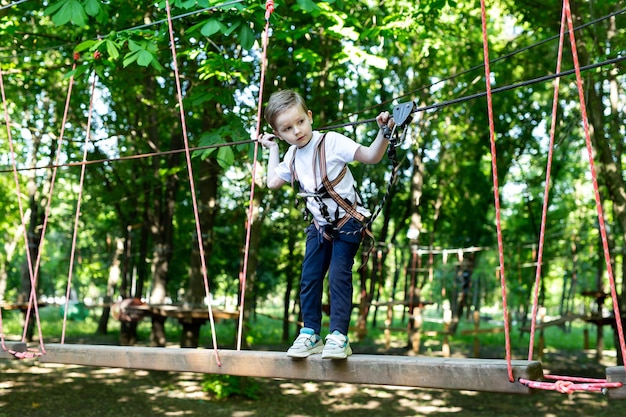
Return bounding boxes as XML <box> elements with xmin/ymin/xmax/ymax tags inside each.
<box><xmin>196</xmin><ymin>130</ymin><xmax>236</xmax><ymax>170</ymax></box>
<box><xmin>44</xmin><ymin>0</ymin><xmax>103</xmax><ymax>27</ymax></box>
<box><xmin>45</xmin><ymin>0</ymin><xmax>88</xmax><ymax>26</ymax></box>
<box><xmin>200</xmin><ymin>19</ymin><xmax>226</xmax><ymax>37</ymax></box>
<box><xmin>238</xmin><ymin>24</ymin><xmax>255</xmax><ymax>50</ymax></box>
<box><xmin>123</xmin><ymin>40</ymin><xmax>165</xmax><ymax>71</ymax></box>
<box><xmin>295</xmin><ymin>0</ymin><xmax>321</xmax><ymax>14</ymax></box>
<box><xmin>194</xmin><ymin>17</ymin><xmax>255</xmax><ymax>51</ymax></box>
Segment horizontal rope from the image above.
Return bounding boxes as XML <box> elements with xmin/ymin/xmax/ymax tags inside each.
<box><xmin>519</xmin><ymin>375</ymin><xmax>623</xmax><ymax>395</ymax></box>
<box><xmin>321</xmin><ymin>54</ymin><xmax>626</xmax><ymax>131</ymax></box>
<box><xmin>321</xmin><ymin>7</ymin><xmax>626</xmax><ymax>129</ymax></box>
<box><xmin>2</xmin><ymin>55</ymin><xmax>623</xmax><ymax>176</ymax></box>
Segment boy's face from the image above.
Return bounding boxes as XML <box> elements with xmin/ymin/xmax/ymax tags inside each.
<box><xmin>272</xmin><ymin>105</ymin><xmax>313</xmax><ymax>148</ymax></box>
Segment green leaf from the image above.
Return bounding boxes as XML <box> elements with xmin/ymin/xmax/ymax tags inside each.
<box><xmin>122</xmin><ymin>51</ymin><xmax>139</xmax><ymax>67</ymax></box>
<box><xmin>74</xmin><ymin>40</ymin><xmax>97</xmax><ymax>53</ymax></box>
<box><xmin>223</xmin><ymin>21</ymin><xmax>240</xmax><ymax>37</ymax></box>
<box><xmin>127</xmin><ymin>40</ymin><xmax>141</xmax><ymax>52</ymax></box>
<box><xmin>179</xmin><ymin>0</ymin><xmax>197</xmax><ymax>9</ymax></box>
<box><xmin>150</xmin><ymin>57</ymin><xmax>164</xmax><ymax>72</ymax></box>
<box><xmin>44</xmin><ymin>0</ymin><xmax>67</xmax><ymax>16</ymax></box>
<box><xmin>84</xmin><ymin>0</ymin><xmax>101</xmax><ymax>16</ymax></box>
<box><xmin>216</xmin><ymin>146</ymin><xmax>235</xmax><ymax>170</ymax></box>
<box><xmin>296</xmin><ymin>0</ymin><xmax>320</xmax><ymax>13</ymax></box>
<box><xmin>105</xmin><ymin>40</ymin><xmax>119</xmax><ymax>60</ymax></box>
<box><xmin>136</xmin><ymin>50</ymin><xmax>154</xmax><ymax>67</ymax></box>
<box><xmin>200</xmin><ymin>19</ymin><xmax>224</xmax><ymax>37</ymax></box>
<box><xmin>238</xmin><ymin>25</ymin><xmax>255</xmax><ymax>50</ymax></box>
<box><xmin>68</xmin><ymin>0</ymin><xmax>88</xmax><ymax>26</ymax></box>
<box><xmin>47</xmin><ymin>0</ymin><xmax>73</xmax><ymax>26</ymax></box>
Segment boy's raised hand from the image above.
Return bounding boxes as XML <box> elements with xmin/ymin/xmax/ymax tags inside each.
<box><xmin>376</xmin><ymin>111</ymin><xmax>395</xmax><ymax>130</ymax></box>
<box><xmin>259</xmin><ymin>133</ymin><xmax>278</xmax><ymax>149</ymax></box>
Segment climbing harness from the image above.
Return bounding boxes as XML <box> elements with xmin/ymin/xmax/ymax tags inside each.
<box><xmin>297</xmin><ymin>102</ymin><xmax>416</xmax><ymax>241</ymax></box>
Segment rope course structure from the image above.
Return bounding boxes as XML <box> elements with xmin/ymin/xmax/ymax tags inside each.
<box><xmin>1</xmin><ymin>0</ymin><xmax>626</xmax><ymax>398</ymax></box>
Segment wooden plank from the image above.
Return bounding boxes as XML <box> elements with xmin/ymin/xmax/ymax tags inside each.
<box><xmin>0</xmin><ymin>342</ymin><xmax>27</xmax><ymax>360</ymax></box>
<box><xmin>124</xmin><ymin>304</ymin><xmax>239</xmax><ymax>321</ymax></box>
<box><xmin>461</xmin><ymin>327</ymin><xmax>505</xmax><ymax>335</ymax></box>
<box><xmin>606</xmin><ymin>366</ymin><xmax>626</xmax><ymax>400</ymax></box>
<box><xmin>39</xmin><ymin>344</ymin><xmax>542</xmax><ymax>394</ymax></box>
<box><xmin>520</xmin><ymin>314</ymin><xmax>584</xmax><ymax>332</ymax></box>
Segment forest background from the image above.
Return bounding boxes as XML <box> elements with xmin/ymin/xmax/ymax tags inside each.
<box><xmin>0</xmin><ymin>0</ymin><xmax>625</xmax><ymax>361</ymax></box>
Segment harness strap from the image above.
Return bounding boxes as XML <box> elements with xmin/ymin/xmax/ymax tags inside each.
<box><xmin>314</xmin><ymin>134</ymin><xmax>366</xmax><ymax>224</ymax></box>
<box><xmin>315</xmin><ymin>134</ymin><xmax>375</xmax><ymax>260</ymax></box>
<box><xmin>290</xmin><ymin>133</ymin><xmax>375</xmax><ymax>257</ymax></box>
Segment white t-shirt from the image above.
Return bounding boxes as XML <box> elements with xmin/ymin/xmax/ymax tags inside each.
<box><xmin>274</xmin><ymin>131</ymin><xmax>371</xmax><ymax>226</ymax></box>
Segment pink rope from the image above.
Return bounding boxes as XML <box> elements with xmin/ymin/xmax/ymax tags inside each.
<box><xmin>563</xmin><ymin>0</ymin><xmax>626</xmax><ymax>370</ymax></box>
<box><xmin>0</xmin><ymin>309</ymin><xmax>4</xmax><ymax>351</ymax></box>
<box><xmin>164</xmin><ymin>0</ymin><xmax>222</xmax><ymax>366</ymax></box>
<box><xmin>236</xmin><ymin>0</ymin><xmax>275</xmax><ymax>351</ymax></box>
<box><xmin>519</xmin><ymin>374</ymin><xmax>622</xmax><ymax>394</ymax></box>
<box><xmin>527</xmin><ymin>5</ymin><xmax>567</xmax><ymax>362</ymax></box>
<box><xmin>479</xmin><ymin>0</ymin><xmax>514</xmax><ymax>382</ymax></box>
<box><xmin>28</xmin><ymin>56</ymin><xmax>78</xmax><ymax>348</ymax></box>
<box><xmin>0</xmin><ymin>44</ymin><xmax>77</xmax><ymax>359</ymax></box>
<box><xmin>61</xmin><ymin>71</ymin><xmax>97</xmax><ymax>344</ymax></box>
<box><xmin>0</xmin><ymin>54</ymin><xmax>46</xmax><ymax>354</ymax></box>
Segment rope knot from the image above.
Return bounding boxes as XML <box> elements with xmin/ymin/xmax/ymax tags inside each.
<box><xmin>265</xmin><ymin>0</ymin><xmax>275</xmax><ymax>19</ymax></box>
<box><xmin>555</xmin><ymin>379</ymin><xmax>574</xmax><ymax>394</ymax></box>
<box><xmin>10</xmin><ymin>349</ymin><xmax>42</xmax><ymax>360</ymax></box>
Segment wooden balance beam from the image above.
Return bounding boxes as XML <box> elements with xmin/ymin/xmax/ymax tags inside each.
<box><xmin>0</xmin><ymin>342</ymin><xmax>27</xmax><ymax>360</ymax></box>
<box><xmin>606</xmin><ymin>366</ymin><xmax>626</xmax><ymax>400</ymax></box>
<box><xmin>39</xmin><ymin>344</ymin><xmax>542</xmax><ymax>394</ymax></box>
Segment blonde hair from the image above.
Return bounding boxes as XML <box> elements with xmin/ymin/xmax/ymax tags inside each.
<box><xmin>264</xmin><ymin>90</ymin><xmax>309</xmax><ymax>130</ymax></box>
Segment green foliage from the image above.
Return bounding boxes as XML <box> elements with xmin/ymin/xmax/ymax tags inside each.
<box><xmin>122</xmin><ymin>39</ymin><xmax>165</xmax><ymax>71</ymax></box>
<box><xmin>201</xmin><ymin>374</ymin><xmax>260</xmax><ymax>400</ymax></box>
<box><xmin>45</xmin><ymin>0</ymin><xmax>89</xmax><ymax>26</ymax></box>
<box><xmin>45</xmin><ymin>0</ymin><xmax>107</xmax><ymax>26</ymax></box>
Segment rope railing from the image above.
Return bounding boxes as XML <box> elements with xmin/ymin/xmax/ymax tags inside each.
<box><xmin>519</xmin><ymin>375</ymin><xmax>623</xmax><ymax>395</ymax></box>
<box><xmin>480</xmin><ymin>0</ymin><xmax>514</xmax><ymax>383</ymax></box>
<box><xmin>236</xmin><ymin>0</ymin><xmax>275</xmax><ymax>351</ymax></box>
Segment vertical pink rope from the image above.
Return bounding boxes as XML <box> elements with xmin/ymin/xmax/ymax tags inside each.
<box><xmin>563</xmin><ymin>0</ymin><xmax>626</xmax><ymax>370</ymax></box>
<box><xmin>527</xmin><ymin>6</ymin><xmax>567</xmax><ymax>361</ymax></box>
<box><xmin>0</xmin><ymin>65</ymin><xmax>10</xmax><ymax>352</ymax></box>
<box><xmin>164</xmin><ymin>0</ymin><xmax>221</xmax><ymax>365</ymax></box>
<box><xmin>0</xmin><ymin>59</ymin><xmax>46</xmax><ymax>352</ymax></box>
<box><xmin>61</xmin><ymin>72</ymin><xmax>97</xmax><ymax>344</ymax></box>
<box><xmin>26</xmin><ymin>57</ymin><xmax>78</xmax><ymax>349</ymax></box>
<box><xmin>236</xmin><ymin>0</ymin><xmax>275</xmax><ymax>351</ymax></box>
<box><xmin>0</xmin><ymin>306</ymin><xmax>4</xmax><ymax>351</ymax></box>
<box><xmin>480</xmin><ymin>0</ymin><xmax>514</xmax><ymax>382</ymax></box>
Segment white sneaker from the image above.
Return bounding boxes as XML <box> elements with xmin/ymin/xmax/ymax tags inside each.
<box><xmin>321</xmin><ymin>330</ymin><xmax>352</xmax><ymax>359</ymax></box>
<box><xmin>287</xmin><ymin>328</ymin><xmax>324</xmax><ymax>358</ymax></box>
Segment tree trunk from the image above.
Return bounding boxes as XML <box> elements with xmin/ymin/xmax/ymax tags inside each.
<box><xmin>282</xmin><ymin>232</ymin><xmax>298</xmax><ymax>342</ymax></box>
<box><xmin>0</xmin><ymin>226</ymin><xmax>23</xmax><ymax>302</ymax></box>
<box><xmin>186</xmin><ymin>159</ymin><xmax>221</xmax><ymax>306</ymax></box>
<box><xmin>97</xmin><ymin>238</ymin><xmax>124</xmax><ymax>335</ymax></box>
<box><xmin>240</xmin><ymin>180</ymin><xmax>265</xmax><ymax>346</ymax></box>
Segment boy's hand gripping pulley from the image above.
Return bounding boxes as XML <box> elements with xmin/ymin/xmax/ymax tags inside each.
<box><xmin>382</xmin><ymin>101</ymin><xmax>415</xmax><ymax>147</ymax></box>
<box><xmin>383</xmin><ymin>101</ymin><xmax>415</xmax><ymax>161</ymax></box>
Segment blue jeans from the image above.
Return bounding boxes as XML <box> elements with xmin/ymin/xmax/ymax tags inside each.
<box><xmin>299</xmin><ymin>217</ymin><xmax>363</xmax><ymax>335</ymax></box>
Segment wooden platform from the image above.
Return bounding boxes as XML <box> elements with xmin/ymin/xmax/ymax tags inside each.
<box><xmin>39</xmin><ymin>344</ymin><xmax>542</xmax><ymax>394</ymax></box>
<box><xmin>123</xmin><ymin>303</ymin><xmax>239</xmax><ymax>321</ymax></box>
<box><xmin>606</xmin><ymin>366</ymin><xmax>626</xmax><ymax>399</ymax></box>
<box><xmin>0</xmin><ymin>342</ymin><xmax>27</xmax><ymax>360</ymax></box>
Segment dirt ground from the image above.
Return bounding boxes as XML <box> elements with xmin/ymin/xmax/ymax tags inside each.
<box><xmin>1</xmin><ymin>348</ymin><xmax>624</xmax><ymax>417</ymax></box>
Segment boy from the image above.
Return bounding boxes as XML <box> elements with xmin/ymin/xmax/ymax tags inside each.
<box><xmin>259</xmin><ymin>89</ymin><xmax>394</xmax><ymax>359</ymax></box>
